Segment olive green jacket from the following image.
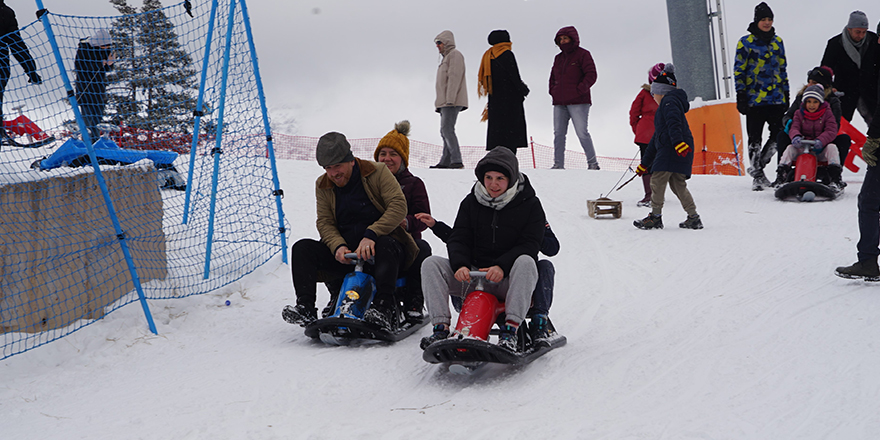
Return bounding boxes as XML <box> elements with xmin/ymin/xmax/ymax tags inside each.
<box><xmin>315</xmin><ymin>158</ymin><xmax>418</xmax><ymax>268</ymax></box>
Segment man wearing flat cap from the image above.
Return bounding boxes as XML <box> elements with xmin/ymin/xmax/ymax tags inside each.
<box><xmin>283</xmin><ymin>132</ymin><xmax>419</xmax><ymax>330</ymax></box>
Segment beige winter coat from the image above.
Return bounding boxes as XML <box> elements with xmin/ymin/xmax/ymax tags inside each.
<box><xmin>434</xmin><ymin>30</ymin><xmax>468</xmax><ymax>111</ymax></box>
<box><xmin>315</xmin><ymin>158</ymin><xmax>418</xmax><ymax>269</ymax></box>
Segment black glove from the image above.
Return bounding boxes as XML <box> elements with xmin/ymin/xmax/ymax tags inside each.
<box><xmin>736</xmin><ymin>91</ymin><xmax>748</xmax><ymax>115</ymax></box>
<box><xmin>28</xmin><ymin>72</ymin><xmax>42</xmax><ymax>85</ymax></box>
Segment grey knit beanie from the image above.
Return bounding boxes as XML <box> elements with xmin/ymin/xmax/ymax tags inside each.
<box><xmin>316</xmin><ymin>132</ymin><xmax>355</xmax><ymax>167</ymax></box>
<box><xmin>847</xmin><ymin>11</ymin><xmax>869</xmax><ymax>29</ymax></box>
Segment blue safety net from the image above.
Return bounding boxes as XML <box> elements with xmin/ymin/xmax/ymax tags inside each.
<box><xmin>0</xmin><ymin>0</ymin><xmax>287</xmax><ymax>359</ymax></box>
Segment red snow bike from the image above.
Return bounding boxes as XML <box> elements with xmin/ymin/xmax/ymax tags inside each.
<box><xmin>774</xmin><ymin>139</ymin><xmax>843</xmax><ymax>202</ymax></box>
<box><xmin>422</xmin><ymin>271</ymin><xmax>566</xmax><ymax>375</ymax></box>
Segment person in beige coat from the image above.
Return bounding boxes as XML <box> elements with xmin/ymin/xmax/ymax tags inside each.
<box><xmin>283</xmin><ymin>132</ymin><xmax>419</xmax><ymax>330</ymax></box>
<box><xmin>433</xmin><ymin>30</ymin><xmax>467</xmax><ymax>169</ymax></box>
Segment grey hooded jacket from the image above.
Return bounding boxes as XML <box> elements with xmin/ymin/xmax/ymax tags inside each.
<box><xmin>434</xmin><ymin>30</ymin><xmax>468</xmax><ymax>111</ymax></box>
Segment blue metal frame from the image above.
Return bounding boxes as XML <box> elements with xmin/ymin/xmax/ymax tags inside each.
<box><xmin>203</xmin><ymin>0</ymin><xmax>239</xmax><ymax>279</ymax></box>
<box><xmin>182</xmin><ymin>0</ymin><xmax>220</xmax><ymax>225</ymax></box>
<box><xmin>35</xmin><ymin>1</ymin><xmax>157</xmax><ymax>334</ymax></box>
<box><xmin>238</xmin><ymin>0</ymin><xmax>288</xmax><ymax>263</ymax></box>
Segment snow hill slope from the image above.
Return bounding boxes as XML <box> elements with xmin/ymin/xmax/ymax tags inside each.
<box><xmin>3</xmin><ymin>160</ymin><xmax>879</xmax><ymax>439</ymax></box>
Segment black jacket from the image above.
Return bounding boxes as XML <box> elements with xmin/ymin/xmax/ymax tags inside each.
<box><xmin>820</xmin><ymin>32</ymin><xmax>879</xmax><ymax>112</ymax></box>
<box><xmin>486</xmin><ymin>50</ymin><xmax>529</xmax><ymax>151</ymax></box>
<box><xmin>447</xmin><ymin>174</ymin><xmax>545</xmax><ymax>276</ymax></box>
<box><xmin>642</xmin><ymin>88</ymin><xmax>695</xmax><ymax>178</ymax></box>
<box><xmin>74</xmin><ymin>41</ymin><xmax>113</xmax><ymax>106</ymax></box>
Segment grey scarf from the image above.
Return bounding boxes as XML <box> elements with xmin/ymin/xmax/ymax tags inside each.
<box><xmin>473</xmin><ymin>173</ymin><xmax>524</xmax><ymax>210</ymax></box>
<box><xmin>841</xmin><ymin>27</ymin><xmax>867</xmax><ymax>68</ymax></box>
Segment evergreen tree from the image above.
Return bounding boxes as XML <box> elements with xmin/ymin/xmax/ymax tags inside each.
<box><xmin>108</xmin><ymin>0</ymin><xmax>197</xmax><ymax>133</ymax></box>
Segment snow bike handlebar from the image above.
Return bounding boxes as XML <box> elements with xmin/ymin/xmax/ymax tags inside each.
<box><xmin>343</xmin><ymin>253</ymin><xmax>374</xmax><ymax>271</ymax></box>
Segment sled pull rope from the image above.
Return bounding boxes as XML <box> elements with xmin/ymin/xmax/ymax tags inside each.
<box><xmin>602</xmin><ymin>150</ymin><xmax>641</xmax><ymax>197</ymax></box>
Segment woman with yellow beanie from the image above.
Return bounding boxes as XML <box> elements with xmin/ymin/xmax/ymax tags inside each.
<box><xmin>374</xmin><ymin>121</ymin><xmax>433</xmax><ymax>321</ymax></box>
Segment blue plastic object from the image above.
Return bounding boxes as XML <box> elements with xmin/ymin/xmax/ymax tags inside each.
<box><xmin>38</xmin><ymin>137</ymin><xmax>178</xmax><ymax>171</ymax></box>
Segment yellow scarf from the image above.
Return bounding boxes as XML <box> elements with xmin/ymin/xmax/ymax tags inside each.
<box><xmin>477</xmin><ymin>42</ymin><xmax>511</xmax><ymax>121</ymax></box>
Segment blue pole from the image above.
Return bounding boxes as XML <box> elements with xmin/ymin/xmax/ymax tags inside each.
<box><xmin>183</xmin><ymin>0</ymin><xmax>220</xmax><ymax>225</ymax></box>
<box><xmin>238</xmin><ymin>0</ymin><xmax>288</xmax><ymax>264</ymax></box>
<box><xmin>34</xmin><ymin>2</ymin><xmax>157</xmax><ymax>334</ymax></box>
<box><xmin>204</xmin><ymin>0</ymin><xmax>238</xmax><ymax>279</ymax></box>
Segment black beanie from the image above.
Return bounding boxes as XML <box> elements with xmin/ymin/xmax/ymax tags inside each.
<box><xmin>754</xmin><ymin>2</ymin><xmax>773</xmax><ymax>22</ymax></box>
<box><xmin>488</xmin><ymin>30</ymin><xmax>511</xmax><ymax>45</ymax></box>
<box><xmin>807</xmin><ymin>66</ymin><xmax>833</xmax><ymax>89</ymax></box>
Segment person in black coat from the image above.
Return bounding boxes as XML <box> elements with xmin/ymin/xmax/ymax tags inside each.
<box><xmin>634</xmin><ymin>64</ymin><xmax>702</xmax><ymax>230</ymax></box>
<box><xmin>74</xmin><ymin>29</ymin><xmax>115</xmax><ymax>141</ymax></box>
<box><xmin>477</xmin><ymin>30</ymin><xmax>529</xmax><ymax>153</ymax></box>
<box><xmin>820</xmin><ymin>11</ymin><xmax>879</xmax><ymax>125</ymax></box>
<box><xmin>0</xmin><ymin>0</ymin><xmax>41</xmax><ymax>142</ymax></box>
<box><xmin>420</xmin><ymin>147</ymin><xmax>545</xmax><ymax>352</ymax></box>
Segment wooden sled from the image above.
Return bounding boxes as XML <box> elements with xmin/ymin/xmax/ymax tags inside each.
<box><xmin>587</xmin><ymin>197</ymin><xmax>622</xmax><ymax>219</ymax></box>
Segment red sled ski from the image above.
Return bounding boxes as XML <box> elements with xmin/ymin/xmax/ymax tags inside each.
<box><xmin>774</xmin><ymin>140</ymin><xmax>843</xmax><ymax>202</ymax></box>
<box><xmin>422</xmin><ymin>272</ymin><xmax>566</xmax><ymax>374</ymax></box>
<box><xmin>301</xmin><ymin>253</ymin><xmax>428</xmax><ymax>345</ymax></box>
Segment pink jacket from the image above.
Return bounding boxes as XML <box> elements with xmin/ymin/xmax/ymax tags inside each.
<box><xmin>789</xmin><ymin>101</ymin><xmax>838</xmax><ymax>147</ymax></box>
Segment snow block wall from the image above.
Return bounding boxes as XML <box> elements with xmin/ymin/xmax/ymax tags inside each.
<box><xmin>0</xmin><ymin>0</ymin><xmax>287</xmax><ymax>359</ymax></box>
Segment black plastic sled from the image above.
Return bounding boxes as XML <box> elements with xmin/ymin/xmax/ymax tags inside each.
<box><xmin>304</xmin><ymin>315</ymin><xmax>429</xmax><ymax>345</ymax></box>
<box><xmin>774</xmin><ymin>180</ymin><xmax>842</xmax><ymax>201</ymax></box>
<box><xmin>423</xmin><ymin>332</ymin><xmax>567</xmax><ymax>374</ymax></box>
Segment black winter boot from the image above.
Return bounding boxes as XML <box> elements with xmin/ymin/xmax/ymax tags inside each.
<box><xmin>827</xmin><ymin>164</ymin><xmax>843</xmax><ymax>190</ymax></box>
<box><xmin>679</xmin><ymin>214</ymin><xmax>704</xmax><ymax>230</ymax></box>
<box><xmin>835</xmin><ymin>260</ymin><xmax>880</xmax><ymax>281</ymax></box>
<box><xmin>634</xmin><ymin>213</ymin><xmax>663</xmax><ymax>230</ymax></box>
<box><xmin>420</xmin><ymin>324</ymin><xmax>450</xmax><ymax>350</ymax></box>
<box><xmin>771</xmin><ymin>164</ymin><xmax>792</xmax><ymax>188</ymax></box>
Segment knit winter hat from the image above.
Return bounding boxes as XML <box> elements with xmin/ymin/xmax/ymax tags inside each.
<box><xmin>650</xmin><ymin>63</ymin><xmax>677</xmax><ymax>96</ymax></box>
<box><xmin>802</xmin><ymin>84</ymin><xmax>825</xmax><ymax>104</ymax></box>
<box><xmin>847</xmin><ymin>11</ymin><xmax>869</xmax><ymax>29</ymax></box>
<box><xmin>488</xmin><ymin>29</ymin><xmax>511</xmax><ymax>45</ymax></box>
<box><xmin>374</xmin><ymin>120</ymin><xmax>411</xmax><ymax>167</ymax></box>
<box><xmin>807</xmin><ymin>66</ymin><xmax>834</xmax><ymax>88</ymax></box>
<box><xmin>89</xmin><ymin>29</ymin><xmax>112</xmax><ymax>47</ymax></box>
<box><xmin>648</xmin><ymin>63</ymin><xmax>666</xmax><ymax>84</ymax></box>
<box><xmin>475</xmin><ymin>147</ymin><xmax>519</xmax><ymax>189</ymax></box>
<box><xmin>754</xmin><ymin>2</ymin><xmax>773</xmax><ymax>22</ymax></box>
<box><xmin>316</xmin><ymin>132</ymin><xmax>355</xmax><ymax>167</ymax></box>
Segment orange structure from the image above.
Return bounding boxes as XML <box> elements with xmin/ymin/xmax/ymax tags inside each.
<box><xmin>684</xmin><ymin>101</ymin><xmax>744</xmax><ymax>176</ymax></box>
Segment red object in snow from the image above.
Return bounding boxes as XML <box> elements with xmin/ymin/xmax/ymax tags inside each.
<box><xmin>454</xmin><ymin>290</ymin><xmax>505</xmax><ymax>341</ymax></box>
<box><xmin>839</xmin><ymin>118</ymin><xmax>866</xmax><ymax>173</ymax></box>
<box><xmin>3</xmin><ymin>115</ymin><xmax>50</xmax><ymax>141</ymax></box>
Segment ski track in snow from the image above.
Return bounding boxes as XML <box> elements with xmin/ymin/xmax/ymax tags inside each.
<box><xmin>3</xmin><ymin>160</ymin><xmax>880</xmax><ymax>439</ymax></box>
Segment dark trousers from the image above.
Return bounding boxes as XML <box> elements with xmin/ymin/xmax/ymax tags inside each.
<box><xmin>401</xmin><ymin>239</ymin><xmax>432</xmax><ymax>312</ymax></box>
<box><xmin>746</xmin><ymin>104</ymin><xmax>786</xmax><ymax>173</ymax></box>
<box><xmin>857</xmin><ymin>164</ymin><xmax>880</xmax><ymax>262</ymax></box>
<box><xmin>776</xmin><ymin>131</ymin><xmax>851</xmax><ymax>167</ymax></box>
<box><xmin>291</xmin><ymin>236</ymin><xmax>404</xmax><ymax>310</ymax></box>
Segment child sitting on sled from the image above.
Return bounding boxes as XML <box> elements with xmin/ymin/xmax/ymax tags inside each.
<box><xmin>773</xmin><ymin>84</ymin><xmax>842</xmax><ymax>188</ymax></box>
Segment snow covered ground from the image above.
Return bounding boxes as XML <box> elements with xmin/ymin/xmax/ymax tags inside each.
<box><xmin>3</xmin><ymin>159</ymin><xmax>880</xmax><ymax>439</ymax></box>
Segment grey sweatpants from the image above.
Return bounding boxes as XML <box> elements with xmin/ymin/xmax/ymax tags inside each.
<box><xmin>650</xmin><ymin>171</ymin><xmax>697</xmax><ymax>216</ymax></box>
<box><xmin>421</xmin><ymin>255</ymin><xmax>538</xmax><ymax>327</ymax></box>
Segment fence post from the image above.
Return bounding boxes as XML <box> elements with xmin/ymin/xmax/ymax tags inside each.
<box><xmin>239</xmin><ymin>0</ymin><xmax>288</xmax><ymax>264</ymax></box>
<box><xmin>529</xmin><ymin>136</ymin><xmax>536</xmax><ymax>169</ymax></box>
<box><xmin>34</xmin><ymin>1</ymin><xmax>157</xmax><ymax>334</ymax></box>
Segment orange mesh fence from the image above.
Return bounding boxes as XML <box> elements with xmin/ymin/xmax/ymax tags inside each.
<box><xmin>271</xmin><ymin>133</ymin><xmax>744</xmax><ymax>175</ymax></box>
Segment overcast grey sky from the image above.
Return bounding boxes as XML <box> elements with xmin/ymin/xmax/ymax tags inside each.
<box><xmin>17</xmin><ymin>0</ymin><xmax>880</xmax><ymax>158</ymax></box>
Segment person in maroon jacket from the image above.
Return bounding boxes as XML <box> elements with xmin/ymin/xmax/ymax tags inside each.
<box><xmin>373</xmin><ymin>121</ymin><xmax>432</xmax><ymax>321</ymax></box>
<box><xmin>629</xmin><ymin>63</ymin><xmax>665</xmax><ymax>206</ymax></box>
<box><xmin>549</xmin><ymin>26</ymin><xmax>599</xmax><ymax>170</ymax></box>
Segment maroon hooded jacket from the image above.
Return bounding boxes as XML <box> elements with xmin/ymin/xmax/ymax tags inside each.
<box><xmin>549</xmin><ymin>26</ymin><xmax>597</xmax><ymax>106</ymax></box>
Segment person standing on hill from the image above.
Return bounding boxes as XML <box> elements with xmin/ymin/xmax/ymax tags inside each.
<box><xmin>75</xmin><ymin>28</ymin><xmax>115</xmax><ymax>141</ymax></box>
<box><xmin>820</xmin><ymin>11</ymin><xmax>879</xmax><ymax>126</ymax></box>
<box><xmin>734</xmin><ymin>2</ymin><xmax>789</xmax><ymax>191</ymax></box>
<box><xmin>549</xmin><ymin>26</ymin><xmax>599</xmax><ymax>170</ymax></box>
<box><xmin>478</xmin><ymin>29</ymin><xmax>529</xmax><ymax>153</ymax></box>
<box><xmin>836</xmin><ymin>23</ymin><xmax>880</xmax><ymax>282</ymax></box>
<box><xmin>629</xmin><ymin>63</ymin><xmax>665</xmax><ymax>207</ymax></box>
<box><xmin>0</xmin><ymin>0</ymin><xmax>41</xmax><ymax>145</ymax></box>
<box><xmin>432</xmin><ymin>30</ymin><xmax>467</xmax><ymax>169</ymax></box>
<box><xmin>633</xmin><ymin>64</ymin><xmax>703</xmax><ymax>231</ymax></box>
